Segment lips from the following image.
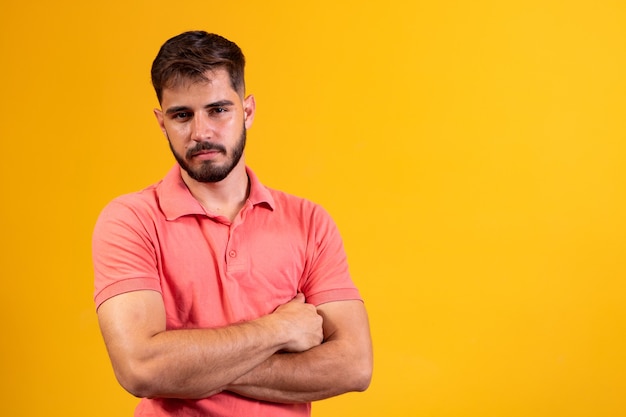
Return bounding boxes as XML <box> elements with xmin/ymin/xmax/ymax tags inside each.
<box><xmin>192</xmin><ymin>149</ymin><xmax>220</xmax><ymax>156</ymax></box>
<box><xmin>187</xmin><ymin>143</ymin><xmax>226</xmax><ymax>159</ymax></box>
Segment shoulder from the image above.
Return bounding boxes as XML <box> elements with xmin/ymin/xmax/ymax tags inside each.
<box><xmin>262</xmin><ymin>187</ymin><xmax>341</xmax><ymax>240</ymax></box>
<box><xmin>94</xmin><ymin>182</ymin><xmax>163</xmax><ymax>234</ymax></box>
<box><xmin>267</xmin><ymin>186</ymin><xmax>331</xmax><ymax>218</ymax></box>
<box><xmin>248</xmin><ymin>167</ymin><xmax>327</xmax><ymax>217</ymax></box>
<box><xmin>101</xmin><ymin>183</ymin><xmax>160</xmax><ymax>214</ymax></box>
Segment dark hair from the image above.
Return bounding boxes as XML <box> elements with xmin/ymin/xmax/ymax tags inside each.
<box><xmin>151</xmin><ymin>31</ymin><xmax>246</xmax><ymax>103</ymax></box>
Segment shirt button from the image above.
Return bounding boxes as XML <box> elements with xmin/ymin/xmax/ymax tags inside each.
<box><xmin>229</xmin><ymin>250</ymin><xmax>237</xmax><ymax>258</ymax></box>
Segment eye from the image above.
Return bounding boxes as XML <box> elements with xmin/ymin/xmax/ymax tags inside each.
<box><xmin>173</xmin><ymin>112</ymin><xmax>191</xmax><ymax>121</ymax></box>
<box><xmin>210</xmin><ymin>107</ymin><xmax>228</xmax><ymax>115</ymax></box>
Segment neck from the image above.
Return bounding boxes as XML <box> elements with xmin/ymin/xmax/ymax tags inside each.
<box><xmin>181</xmin><ymin>163</ymin><xmax>250</xmax><ymax>222</ymax></box>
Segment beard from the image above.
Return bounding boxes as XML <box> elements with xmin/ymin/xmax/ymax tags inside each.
<box><xmin>168</xmin><ymin>125</ymin><xmax>246</xmax><ymax>183</ymax></box>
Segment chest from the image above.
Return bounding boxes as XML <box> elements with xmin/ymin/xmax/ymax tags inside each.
<box><xmin>154</xmin><ymin>213</ymin><xmax>311</xmax><ymax>328</ymax></box>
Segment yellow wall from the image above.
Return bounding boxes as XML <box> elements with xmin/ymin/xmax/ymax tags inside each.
<box><xmin>1</xmin><ymin>1</ymin><xmax>625</xmax><ymax>416</ymax></box>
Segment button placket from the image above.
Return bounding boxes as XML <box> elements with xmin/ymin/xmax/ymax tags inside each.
<box><xmin>225</xmin><ymin>219</ymin><xmax>246</xmax><ymax>271</ymax></box>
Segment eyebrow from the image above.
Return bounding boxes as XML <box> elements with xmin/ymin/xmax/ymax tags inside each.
<box><xmin>165</xmin><ymin>100</ymin><xmax>236</xmax><ymax>115</ymax></box>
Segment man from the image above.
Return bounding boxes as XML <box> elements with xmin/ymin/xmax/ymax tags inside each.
<box><xmin>93</xmin><ymin>30</ymin><xmax>372</xmax><ymax>417</ymax></box>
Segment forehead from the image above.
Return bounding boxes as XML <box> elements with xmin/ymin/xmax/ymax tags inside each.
<box><xmin>161</xmin><ymin>69</ymin><xmax>240</xmax><ymax>104</ymax></box>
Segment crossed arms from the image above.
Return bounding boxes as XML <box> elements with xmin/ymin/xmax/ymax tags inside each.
<box><xmin>97</xmin><ymin>290</ymin><xmax>372</xmax><ymax>403</ymax></box>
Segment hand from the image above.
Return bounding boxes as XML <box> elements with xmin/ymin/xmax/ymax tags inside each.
<box><xmin>272</xmin><ymin>293</ymin><xmax>324</xmax><ymax>353</ymax></box>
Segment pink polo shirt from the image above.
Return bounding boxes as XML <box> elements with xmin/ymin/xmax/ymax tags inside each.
<box><xmin>92</xmin><ymin>165</ymin><xmax>361</xmax><ymax>417</ymax></box>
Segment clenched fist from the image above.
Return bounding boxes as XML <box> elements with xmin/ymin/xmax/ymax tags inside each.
<box><xmin>272</xmin><ymin>293</ymin><xmax>324</xmax><ymax>353</ymax></box>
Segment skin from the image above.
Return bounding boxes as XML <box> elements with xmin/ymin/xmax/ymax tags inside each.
<box><xmin>97</xmin><ymin>68</ymin><xmax>373</xmax><ymax>402</ymax></box>
<box><xmin>154</xmin><ymin>69</ymin><xmax>255</xmax><ymax>220</ymax></box>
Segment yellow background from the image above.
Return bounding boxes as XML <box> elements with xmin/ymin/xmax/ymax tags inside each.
<box><xmin>1</xmin><ymin>1</ymin><xmax>625</xmax><ymax>416</ymax></box>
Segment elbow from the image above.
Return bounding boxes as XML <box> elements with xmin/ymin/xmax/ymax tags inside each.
<box><xmin>337</xmin><ymin>338</ymin><xmax>373</xmax><ymax>393</ymax></box>
<box><xmin>119</xmin><ymin>377</ymin><xmax>155</xmax><ymax>399</ymax></box>
<box><xmin>352</xmin><ymin>363</ymin><xmax>373</xmax><ymax>392</ymax></box>
<box><xmin>354</xmin><ymin>343</ymin><xmax>374</xmax><ymax>392</ymax></box>
<box><xmin>345</xmin><ymin>355</ymin><xmax>373</xmax><ymax>393</ymax></box>
<box><xmin>113</xmin><ymin>359</ymin><xmax>161</xmax><ymax>399</ymax></box>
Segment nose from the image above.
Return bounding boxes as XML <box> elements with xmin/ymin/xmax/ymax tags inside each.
<box><xmin>190</xmin><ymin>112</ymin><xmax>212</xmax><ymax>142</ymax></box>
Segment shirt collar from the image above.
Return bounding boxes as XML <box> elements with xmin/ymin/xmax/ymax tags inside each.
<box><xmin>157</xmin><ymin>164</ymin><xmax>274</xmax><ymax>221</ymax></box>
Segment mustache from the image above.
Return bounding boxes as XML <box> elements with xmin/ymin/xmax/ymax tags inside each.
<box><xmin>186</xmin><ymin>142</ymin><xmax>227</xmax><ymax>159</ymax></box>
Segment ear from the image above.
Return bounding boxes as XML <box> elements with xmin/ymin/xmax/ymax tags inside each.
<box><xmin>243</xmin><ymin>94</ymin><xmax>256</xmax><ymax>129</ymax></box>
<box><xmin>153</xmin><ymin>108</ymin><xmax>167</xmax><ymax>136</ymax></box>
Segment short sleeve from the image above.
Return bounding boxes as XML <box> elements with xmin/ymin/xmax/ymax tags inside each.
<box><xmin>92</xmin><ymin>197</ymin><xmax>162</xmax><ymax>310</ymax></box>
<box><xmin>299</xmin><ymin>205</ymin><xmax>362</xmax><ymax>306</ymax></box>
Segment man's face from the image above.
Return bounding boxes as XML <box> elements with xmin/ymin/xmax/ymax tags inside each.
<box><xmin>154</xmin><ymin>69</ymin><xmax>255</xmax><ymax>183</ymax></box>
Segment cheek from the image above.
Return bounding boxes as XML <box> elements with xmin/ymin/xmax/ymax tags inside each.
<box><xmin>164</xmin><ymin>124</ymin><xmax>189</xmax><ymax>141</ymax></box>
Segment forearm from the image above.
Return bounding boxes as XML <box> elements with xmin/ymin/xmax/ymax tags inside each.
<box><xmin>113</xmin><ymin>318</ymin><xmax>286</xmax><ymax>399</ymax></box>
<box><xmin>98</xmin><ymin>291</ymin><xmax>324</xmax><ymax>400</ymax></box>
<box><xmin>228</xmin><ymin>300</ymin><xmax>373</xmax><ymax>403</ymax></box>
<box><xmin>227</xmin><ymin>340</ymin><xmax>366</xmax><ymax>403</ymax></box>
